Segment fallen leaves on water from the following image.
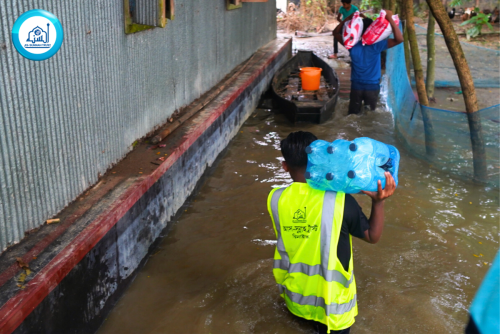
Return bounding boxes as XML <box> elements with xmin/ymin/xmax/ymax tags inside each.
<box><xmin>16</xmin><ymin>257</ymin><xmax>29</xmax><ymax>269</ymax></box>
<box><xmin>18</xmin><ymin>272</ymin><xmax>27</xmax><ymax>283</ymax></box>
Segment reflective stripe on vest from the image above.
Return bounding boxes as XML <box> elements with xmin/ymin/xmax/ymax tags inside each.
<box><xmin>270</xmin><ymin>189</ymin><xmax>354</xmax><ymax>288</ymax></box>
<box><xmin>278</xmin><ymin>284</ymin><xmax>357</xmax><ymax>315</ymax></box>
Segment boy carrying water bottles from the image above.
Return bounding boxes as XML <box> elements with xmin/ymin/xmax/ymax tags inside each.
<box><xmin>267</xmin><ymin>131</ymin><xmax>396</xmax><ymax>334</ymax></box>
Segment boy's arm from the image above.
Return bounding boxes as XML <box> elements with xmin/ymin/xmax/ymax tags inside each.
<box><xmin>385</xmin><ymin>9</ymin><xmax>404</xmax><ymax>48</ymax></box>
<box><xmin>360</xmin><ymin>172</ymin><xmax>396</xmax><ymax>244</ymax></box>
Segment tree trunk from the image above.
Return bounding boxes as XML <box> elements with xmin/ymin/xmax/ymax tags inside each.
<box><xmin>383</xmin><ymin>0</ymin><xmax>390</xmax><ymax>12</ymax></box>
<box><xmin>405</xmin><ymin>0</ymin><xmax>436</xmax><ymax>157</ymax></box>
<box><xmin>403</xmin><ymin>26</ymin><xmax>412</xmax><ymax>79</ymax></box>
<box><xmin>404</xmin><ymin>1</ymin><xmax>426</xmax><ymax>99</ymax></box>
<box><xmin>426</xmin><ymin>0</ymin><xmax>488</xmax><ymax>181</ymax></box>
<box><xmin>400</xmin><ymin>0</ymin><xmax>412</xmax><ymax>79</ymax></box>
<box><xmin>426</xmin><ymin>12</ymin><xmax>436</xmax><ymax>100</ymax></box>
<box><xmin>389</xmin><ymin>0</ymin><xmax>396</xmax><ymax>12</ymax></box>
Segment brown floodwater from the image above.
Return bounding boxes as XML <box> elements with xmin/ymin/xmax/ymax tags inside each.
<box><xmin>98</xmin><ymin>100</ymin><xmax>499</xmax><ymax>334</ymax></box>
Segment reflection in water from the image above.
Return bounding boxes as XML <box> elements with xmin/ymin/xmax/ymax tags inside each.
<box><xmin>98</xmin><ymin>102</ymin><xmax>499</xmax><ymax>334</ymax></box>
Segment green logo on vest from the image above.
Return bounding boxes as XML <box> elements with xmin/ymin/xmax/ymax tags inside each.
<box><xmin>292</xmin><ymin>207</ymin><xmax>307</xmax><ymax>223</ymax></box>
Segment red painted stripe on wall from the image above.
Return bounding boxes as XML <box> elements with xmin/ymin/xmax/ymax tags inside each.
<box><xmin>0</xmin><ymin>39</ymin><xmax>290</xmax><ymax>334</ymax></box>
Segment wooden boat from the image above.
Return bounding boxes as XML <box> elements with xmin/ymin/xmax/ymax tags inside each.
<box><xmin>271</xmin><ymin>50</ymin><xmax>340</xmax><ymax>124</ymax></box>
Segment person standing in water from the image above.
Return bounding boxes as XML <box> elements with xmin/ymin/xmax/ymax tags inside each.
<box><xmin>267</xmin><ymin>131</ymin><xmax>396</xmax><ymax>333</ymax></box>
<box><xmin>329</xmin><ymin>0</ymin><xmax>361</xmax><ymax>60</ymax></box>
<box><xmin>333</xmin><ymin>10</ymin><xmax>403</xmax><ymax>114</ymax></box>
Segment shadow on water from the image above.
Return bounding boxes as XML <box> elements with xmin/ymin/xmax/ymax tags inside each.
<box><xmin>98</xmin><ymin>97</ymin><xmax>499</xmax><ymax>334</ymax></box>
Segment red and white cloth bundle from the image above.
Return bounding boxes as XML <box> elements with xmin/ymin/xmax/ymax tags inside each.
<box><xmin>362</xmin><ymin>10</ymin><xmax>400</xmax><ymax>45</ymax></box>
<box><xmin>342</xmin><ymin>11</ymin><xmax>364</xmax><ymax>50</ymax></box>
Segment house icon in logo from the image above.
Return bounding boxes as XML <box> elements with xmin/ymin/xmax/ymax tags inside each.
<box><xmin>26</xmin><ymin>24</ymin><xmax>50</xmax><ymax>44</ymax></box>
<box><xmin>292</xmin><ymin>207</ymin><xmax>307</xmax><ymax>223</ymax></box>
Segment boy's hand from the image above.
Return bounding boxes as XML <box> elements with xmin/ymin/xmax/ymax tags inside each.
<box><xmin>385</xmin><ymin>9</ymin><xmax>394</xmax><ymax>19</ymax></box>
<box><xmin>343</xmin><ymin>13</ymin><xmax>354</xmax><ymax>23</ymax></box>
<box><xmin>361</xmin><ymin>172</ymin><xmax>396</xmax><ymax>203</ymax></box>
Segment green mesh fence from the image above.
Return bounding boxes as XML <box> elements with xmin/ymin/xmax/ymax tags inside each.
<box><xmin>383</xmin><ymin>24</ymin><xmax>500</xmax><ymax>187</ymax></box>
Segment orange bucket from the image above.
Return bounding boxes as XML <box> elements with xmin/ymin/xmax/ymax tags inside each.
<box><xmin>300</xmin><ymin>67</ymin><xmax>322</xmax><ymax>91</ymax></box>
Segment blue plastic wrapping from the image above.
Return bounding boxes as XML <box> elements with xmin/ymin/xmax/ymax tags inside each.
<box><xmin>305</xmin><ymin>138</ymin><xmax>400</xmax><ymax>193</ymax></box>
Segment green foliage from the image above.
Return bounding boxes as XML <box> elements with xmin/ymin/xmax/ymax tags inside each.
<box><xmin>449</xmin><ymin>0</ymin><xmax>463</xmax><ymax>7</ymax></box>
<box><xmin>364</xmin><ymin>12</ymin><xmax>379</xmax><ymax>19</ymax></box>
<box><xmin>460</xmin><ymin>8</ymin><xmax>494</xmax><ymax>40</ymax></box>
<box><xmin>359</xmin><ymin>0</ymin><xmax>382</xmax><ymax>12</ymax></box>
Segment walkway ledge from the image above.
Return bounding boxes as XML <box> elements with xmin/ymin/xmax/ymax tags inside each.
<box><xmin>0</xmin><ymin>39</ymin><xmax>291</xmax><ymax>334</ymax></box>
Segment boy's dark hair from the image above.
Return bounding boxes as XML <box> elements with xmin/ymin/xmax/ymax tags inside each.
<box><xmin>280</xmin><ymin>131</ymin><xmax>318</xmax><ymax>169</ymax></box>
<box><xmin>341</xmin><ymin>0</ymin><xmax>352</xmax><ymax>4</ymax></box>
<box><xmin>362</xmin><ymin>18</ymin><xmax>373</xmax><ymax>35</ymax></box>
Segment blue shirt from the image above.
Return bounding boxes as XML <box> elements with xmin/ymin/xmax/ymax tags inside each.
<box><xmin>339</xmin><ymin>4</ymin><xmax>358</xmax><ymax>20</ymax></box>
<box><xmin>349</xmin><ymin>39</ymin><xmax>388</xmax><ymax>90</ymax></box>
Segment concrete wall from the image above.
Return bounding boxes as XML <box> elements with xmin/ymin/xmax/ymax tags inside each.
<box><xmin>0</xmin><ymin>0</ymin><xmax>277</xmax><ymax>251</ymax></box>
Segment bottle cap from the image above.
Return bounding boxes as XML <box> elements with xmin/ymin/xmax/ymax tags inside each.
<box><xmin>305</xmin><ymin>171</ymin><xmax>311</xmax><ymax>179</ymax></box>
<box><xmin>305</xmin><ymin>146</ymin><xmax>312</xmax><ymax>154</ymax></box>
<box><xmin>347</xmin><ymin>170</ymin><xmax>356</xmax><ymax>179</ymax></box>
<box><xmin>327</xmin><ymin>146</ymin><xmax>334</xmax><ymax>154</ymax></box>
<box><xmin>349</xmin><ymin>143</ymin><xmax>357</xmax><ymax>151</ymax></box>
<box><xmin>326</xmin><ymin>173</ymin><xmax>334</xmax><ymax>181</ymax></box>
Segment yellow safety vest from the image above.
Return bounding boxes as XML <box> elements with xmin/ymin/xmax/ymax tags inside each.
<box><xmin>267</xmin><ymin>183</ymin><xmax>357</xmax><ymax>332</ymax></box>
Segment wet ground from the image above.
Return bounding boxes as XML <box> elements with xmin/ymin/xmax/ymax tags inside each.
<box><xmin>98</xmin><ymin>37</ymin><xmax>499</xmax><ymax>334</ymax></box>
<box><xmin>98</xmin><ymin>102</ymin><xmax>498</xmax><ymax>334</ymax></box>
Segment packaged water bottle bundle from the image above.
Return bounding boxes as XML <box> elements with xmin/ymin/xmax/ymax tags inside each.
<box><xmin>305</xmin><ymin>137</ymin><xmax>400</xmax><ymax>193</ymax></box>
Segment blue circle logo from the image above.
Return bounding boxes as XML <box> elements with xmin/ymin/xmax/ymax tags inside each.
<box><xmin>11</xmin><ymin>9</ymin><xmax>64</xmax><ymax>61</ymax></box>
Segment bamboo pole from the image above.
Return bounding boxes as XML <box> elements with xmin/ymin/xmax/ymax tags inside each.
<box><xmin>426</xmin><ymin>0</ymin><xmax>488</xmax><ymax>181</ymax></box>
<box><xmin>399</xmin><ymin>0</ymin><xmax>412</xmax><ymax>80</ymax></box>
<box><xmin>426</xmin><ymin>12</ymin><xmax>436</xmax><ymax>101</ymax></box>
<box><xmin>405</xmin><ymin>0</ymin><xmax>436</xmax><ymax>157</ymax></box>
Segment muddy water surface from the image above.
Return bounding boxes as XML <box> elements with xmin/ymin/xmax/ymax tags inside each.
<box><xmin>98</xmin><ymin>100</ymin><xmax>499</xmax><ymax>334</ymax></box>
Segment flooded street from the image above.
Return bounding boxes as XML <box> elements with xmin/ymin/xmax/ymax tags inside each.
<box><xmin>98</xmin><ymin>99</ymin><xmax>499</xmax><ymax>334</ymax></box>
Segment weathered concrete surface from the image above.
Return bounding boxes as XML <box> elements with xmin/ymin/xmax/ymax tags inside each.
<box><xmin>0</xmin><ymin>39</ymin><xmax>291</xmax><ymax>334</ymax></box>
